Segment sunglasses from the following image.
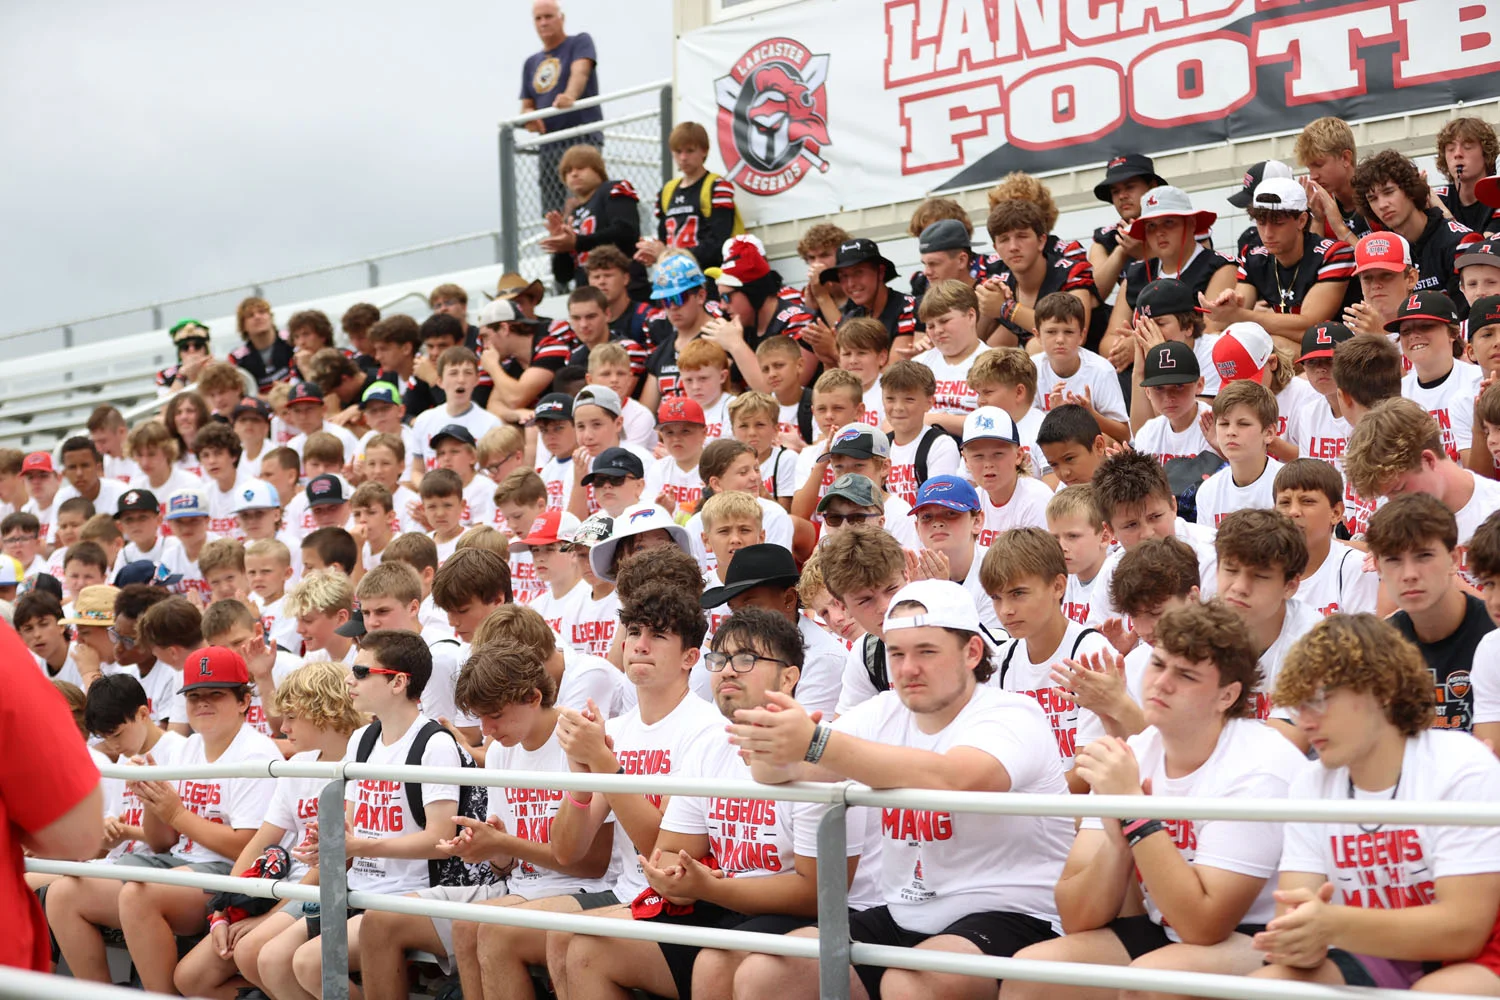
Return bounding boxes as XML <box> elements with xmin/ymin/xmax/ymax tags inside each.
<box><xmin>655</xmin><ymin>292</ymin><xmax>691</xmax><ymax>308</ymax></box>
<box><xmin>177</xmin><ymin>338</ymin><xmax>209</xmax><ymax>353</ymax></box>
<box><xmin>821</xmin><ymin>512</ymin><xmax>881</xmax><ymax>527</ymax></box>
<box><xmin>351</xmin><ymin>664</ymin><xmax>405</xmax><ymax>681</ymax></box>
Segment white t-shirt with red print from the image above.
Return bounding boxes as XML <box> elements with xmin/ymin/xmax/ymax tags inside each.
<box><xmin>886</xmin><ymin>432</ymin><xmax>961</xmax><ymax>508</ymax></box>
<box><xmin>344</xmin><ymin>716</ymin><xmax>461</xmax><ymax>895</ymax></box>
<box><xmin>1080</xmin><ymin>718</ymin><xmax>1308</xmax><ymax>940</ymax></box>
<box><xmin>1253</xmin><ymin>599</ymin><xmax>1323</xmax><ymax>722</ymax></box>
<box><xmin>602</xmin><ymin>692</ymin><xmax>725</xmax><ymax>902</ymax></box>
<box><xmin>699</xmin><ymin>393</ymin><xmax>736</xmax><ymax>441</ymax></box>
<box><xmin>1133</xmin><ymin>405</ymin><xmax>1212</xmax><ymax>465</ymax></box>
<box><xmin>976</xmin><ymin>476</ymin><xmax>1052</xmax><ymax>547</ymax></box>
<box><xmin>1195</xmin><ymin>458</ymin><xmax>1284</xmax><ymax>528</ymax></box>
<box><xmin>104</xmin><ymin>731</ymin><xmax>189</xmax><ymax>861</ymax></box>
<box><xmin>539</xmin><ymin>456</ymin><xmax>575</xmax><ymax>513</ymax></box>
<box><xmin>761</xmin><ymin>447</ymin><xmax>798</xmax><ymax>499</ymax></box>
<box><xmin>490</xmin><ymin>724</ymin><xmax>615</xmax><ymax>899</ymax></box>
<box><xmin>912</xmin><ymin>345</ymin><xmax>985</xmax><ymax>416</ymax></box>
<box><xmin>645</xmin><ymin>456</ymin><xmax>704</xmax><ymax>513</ymax></box>
<box><xmin>264</xmin><ymin>750</ymin><xmax>331</xmax><ymax>880</ymax></box>
<box><xmin>461</xmin><ymin>474</ymin><xmax>498</xmax><ymax>528</ymax></box>
<box><xmin>1273</xmin><ymin>376</ymin><xmax>1321</xmax><ymax>440</ymax></box>
<box><xmin>993</xmin><ymin>621</ymin><xmax>1114</xmax><ymax>770</ymax></box>
<box><xmin>1296</xmin><ymin>542</ymin><xmax>1378</xmax><ymax>616</ymax></box>
<box><xmin>1035</xmin><ymin>348</ymin><xmax>1128</xmax><ymax>422</ymax></box>
<box><xmin>833</xmin><ymin>686</ymin><xmax>1071</xmax><ymax>934</ymax></box>
<box><xmin>1280</xmin><ymin>730</ymin><xmax>1500</xmax><ymax>908</ymax></box>
<box><xmin>532</xmin><ymin>578</ymin><xmax>595</xmax><ymax>643</ymax></box>
<box><xmin>169</xmin><ymin>725</ymin><xmax>281</xmax><ymax>865</ymax></box>
<box><xmin>1402</xmin><ymin>361</ymin><xmax>1483</xmax><ymax>462</ymax></box>
<box><xmin>509</xmin><ymin>549</ymin><xmax>546</xmax><ymax>605</ymax></box>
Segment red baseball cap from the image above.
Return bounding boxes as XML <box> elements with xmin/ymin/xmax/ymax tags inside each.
<box><xmin>21</xmin><ymin>452</ymin><xmax>54</xmax><ymax>475</ymax></box>
<box><xmin>519</xmin><ymin>509</ymin><xmax>581</xmax><ymax>547</ymax></box>
<box><xmin>1212</xmin><ymin>322</ymin><xmax>1275</xmax><ymax>384</ymax></box>
<box><xmin>1354</xmin><ymin>233</ymin><xmax>1411</xmax><ymax>274</ymax></box>
<box><xmin>708</xmin><ymin>236</ymin><xmax>771</xmax><ymax>289</ymax></box>
<box><xmin>656</xmin><ymin>396</ymin><xmax>706</xmax><ymax>426</ymax></box>
<box><xmin>178</xmin><ymin>646</ymin><xmax>252</xmax><ymax>693</ymax></box>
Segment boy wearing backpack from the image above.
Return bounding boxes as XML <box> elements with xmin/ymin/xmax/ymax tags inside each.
<box><xmin>882</xmin><ymin>360</ymin><xmax>961</xmax><ymax>507</ymax></box>
<box><xmin>982</xmin><ymin>527</ymin><xmax>1114</xmax><ymax>789</ymax></box>
<box><xmin>819</xmin><ymin>525</ymin><xmax>910</xmax><ymax>714</ymax></box>
<box><xmin>637</xmin><ymin>122</ymin><xmax>742</xmax><ymax>272</ymax></box>
<box><xmin>264</xmin><ymin>629</ymin><xmax>497</xmax><ymax>1000</ymax></box>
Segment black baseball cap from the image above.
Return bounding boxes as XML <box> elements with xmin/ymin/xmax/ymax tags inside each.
<box><xmin>1298</xmin><ymin>322</ymin><xmax>1355</xmax><ymax>363</ymax></box>
<box><xmin>335</xmin><ymin>606</ymin><xmax>367</xmax><ymax>639</ymax></box>
<box><xmin>430</xmin><ymin>424</ymin><xmax>477</xmax><ymax>449</ymax></box>
<box><xmin>1456</xmin><ymin>236</ymin><xmax>1500</xmax><ymax>271</ymax></box>
<box><xmin>1384</xmin><ymin>290</ymin><xmax>1457</xmax><ymax>333</ymax></box>
<box><xmin>115</xmin><ymin>488</ymin><xmax>159</xmax><ymax>518</ymax></box>
<box><xmin>1227</xmin><ymin>160</ymin><xmax>1295</xmax><ymax>209</ymax></box>
<box><xmin>918</xmin><ymin>219</ymin><xmax>972</xmax><ymax>254</ymax></box>
<box><xmin>581</xmin><ymin>447</ymin><xmax>645</xmax><ymax>485</ymax></box>
<box><xmin>286</xmin><ymin>382</ymin><xmax>324</xmax><ymax>406</ymax></box>
<box><xmin>1135</xmin><ymin>278</ymin><xmax>1203</xmax><ymax>319</ymax></box>
<box><xmin>820</xmin><ymin>238</ymin><xmax>897</xmax><ymax>285</ymax></box>
<box><xmin>305</xmin><ymin>474</ymin><xmax>349</xmax><ymax>507</ymax></box>
<box><xmin>1469</xmin><ymin>295</ymin><xmax>1500</xmax><ymax>338</ymax></box>
<box><xmin>701</xmin><ymin>544</ymin><xmax>800</xmax><ymax>608</ymax></box>
<box><xmin>113</xmin><ymin>560</ymin><xmax>159</xmax><ymax>587</ymax></box>
<box><xmin>533</xmin><ymin>393</ymin><xmax>574</xmax><ymax>422</ymax></box>
<box><xmin>1140</xmin><ymin>340</ymin><xmax>1201</xmax><ymax>387</ymax></box>
<box><xmin>231</xmin><ymin>397</ymin><xmax>272</xmax><ymax>422</ymax></box>
<box><xmin>1093</xmin><ymin>153</ymin><xmax>1166</xmax><ymax>203</ymax></box>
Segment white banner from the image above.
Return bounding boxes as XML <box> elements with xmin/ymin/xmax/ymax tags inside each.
<box><xmin>677</xmin><ymin>0</ymin><xmax>1500</xmax><ymax>226</ymax></box>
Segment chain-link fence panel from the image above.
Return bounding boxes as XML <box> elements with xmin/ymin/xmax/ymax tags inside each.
<box><xmin>509</xmin><ymin>110</ymin><xmax>669</xmax><ymax>292</ymax></box>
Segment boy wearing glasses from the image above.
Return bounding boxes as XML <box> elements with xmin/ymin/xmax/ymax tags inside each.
<box><xmin>2</xmin><ymin>510</ymin><xmax>48</xmax><ymax>578</ymax></box>
<box><xmin>815</xmin><ymin>474</ymin><xmax>888</xmax><ymax>541</ymax></box>
<box><xmin>1252</xmin><ymin>614</ymin><xmax>1500</xmax><ymax>992</ymax></box>
<box><xmin>565</xmin><ymin>605</ymin><xmax>877</xmax><ymax>1000</ymax></box>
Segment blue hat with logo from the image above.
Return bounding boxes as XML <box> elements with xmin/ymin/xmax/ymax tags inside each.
<box><xmin>910</xmin><ymin>475</ymin><xmax>981</xmax><ymax>513</ymax></box>
<box><xmin>650</xmin><ymin>255</ymin><xmax>707</xmax><ymax>301</ymax></box>
<box><xmin>164</xmin><ymin>488</ymin><xmax>210</xmax><ymax>521</ymax></box>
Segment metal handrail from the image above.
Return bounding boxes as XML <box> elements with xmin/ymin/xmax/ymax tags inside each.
<box><xmin>30</xmin><ymin>758</ymin><xmax>1494</xmax><ymax>1000</ymax></box>
<box><xmin>502</xmin><ymin>77</ymin><xmax>672</xmax><ymax>127</ymax></box>
<box><xmin>514</xmin><ymin>108</ymin><xmax>663</xmax><ymax>148</ymax></box>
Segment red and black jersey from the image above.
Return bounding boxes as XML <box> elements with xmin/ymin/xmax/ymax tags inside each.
<box><xmin>991</xmin><ymin>254</ymin><xmax>1100</xmax><ymax>342</ymax></box>
<box><xmin>655</xmin><ymin>175</ymin><xmax>738</xmax><ymax>271</ymax></box>
<box><xmin>644</xmin><ymin>333</ymin><xmax>699</xmax><ymax>397</ymax></box>
<box><xmin>837</xmin><ymin>289</ymin><xmax>921</xmax><ymax>346</ymax></box>
<box><xmin>229</xmin><ymin>337</ymin><xmax>296</xmax><ymax>392</ymax></box>
<box><xmin>1237</xmin><ymin>233</ymin><xmax>1355</xmax><ymax>313</ymax></box>
<box><xmin>1046</xmin><ymin>233</ymin><xmax>1087</xmax><ymax>264</ymax></box>
<box><xmin>909</xmin><ymin>253</ymin><xmax>1009</xmax><ymax>303</ymax></box>
<box><xmin>1406</xmin><ymin>207</ymin><xmax>1482</xmax><ymax>319</ymax></box>
<box><xmin>610</xmin><ymin>300</ymin><xmax>654</xmax><ymax>347</ymax></box>
<box><xmin>755</xmin><ymin>286</ymin><xmax>814</xmax><ymax>350</ymax></box>
<box><xmin>156</xmin><ymin>365</ymin><xmax>182</xmax><ymax>390</ymax></box>
<box><xmin>563</xmin><ymin>332</ymin><xmax>648</xmax><ymax>377</ymax></box>
<box><xmin>551</xmin><ymin>178</ymin><xmax>642</xmax><ymax>288</ymax></box>
<box><xmin>1433</xmin><ymin>186</ymin><xmax>1500</xmax><ymax>237</ymax></box>
<box><xmin>528</xmin><ymin>326</ymin><xmax>585</xmax><ymax>375</ymax></box>
<box><xmin>1122</xmin><ymin>247</ymin><xmax>1237</xmax><ymax>312</ymax></box>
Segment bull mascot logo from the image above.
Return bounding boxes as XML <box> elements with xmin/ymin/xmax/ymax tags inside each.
<box><xmin>716</xmin><ymin>37</ymin><xmax>831</xmax><ymax>196</ymax></box>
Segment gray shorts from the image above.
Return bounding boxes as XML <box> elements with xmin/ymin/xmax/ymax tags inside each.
<box><xmin>113</xmin><ymin>852</ymin><xmax>233</xmax><ymax>880</ymax></box>
<box><xmin>413</xmin><ymin>882</ymin><xmax>511</xmax><ymax>975</ymax></box>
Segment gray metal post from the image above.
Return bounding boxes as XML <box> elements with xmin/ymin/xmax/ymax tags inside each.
<box><xmin>62</xmin><ymin>326</ymin><xmax>74</xmax><ymax>349</ymax></box>
<box><xmin>659</xmin><ymin>84</ymin><xmax>675</xmax><ymax>185</ymax></box>
<box><xmin>318</xmin><ymin>778</ymin><xmax>351</xmax><ymax>1000</ymax></box>
<box><xmin>366</xmin><ymin>261</ymin><xmax>380</xmax><ymax>288</ymax></box>
<box><xmin>816</xmin><ymin>792</ymin><xmax>852</xmax><ymax>1000</ymax></box>
<box><xmin>498</xmin><ymin>126</ymin><xmax>520</xmax><ymax>276</ymax></box>
<box><xmin>151</xmin><ymin>305</ymin><xmax>163</xmax><ymax>330</ymax></box>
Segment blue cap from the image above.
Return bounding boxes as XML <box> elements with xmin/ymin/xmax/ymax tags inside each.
<box><xmin>650</xmin><ymin>254</ymin><xmax>707</xmax><ymax>301</ymax></box>
<box><xmin>114</xmin><ymin>561</ymin><xmax>159</xmax><ymax>587</ymax></box>
<box><xmin>234</xmin><ymin>480</ymin><xmax>280</xmax><ymax>512</ymax></box>
<box><xmin>910</xmin><ymin>475</ymin><xmax>981</xmax><ymax>513</ymax></box>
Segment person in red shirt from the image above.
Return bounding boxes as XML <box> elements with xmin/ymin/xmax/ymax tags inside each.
<box><xmin>0</xmin><ymin>624</ymin><xmax>102</xmax><ymax>971</ymax></box>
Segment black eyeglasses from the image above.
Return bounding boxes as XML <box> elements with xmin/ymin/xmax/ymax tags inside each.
<box><xmin>821</xmin><ymin>512</ymin><xmax>881</xmax><ymax>527</ymax></box>
<box><xmin>351</xmin><ymin>664</ymin><xmax>404</xmax><ymax>680</ymax></box>
<box><xmin>3</xmin><ymin>533</ymin><xmax>36</xmax><ymax>543</ymax></box>
<box><xmin>108</xmin><ymin>627</ymin><xmax>136</xmax><ymax>649</ymax></box>
<box><xmin>704</xmin><ymin>651</ymin><xmax>793</xmax><ymax>673</ymax></box>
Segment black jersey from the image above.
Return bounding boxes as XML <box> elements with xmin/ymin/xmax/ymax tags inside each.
<box><xmin>1433</xmin><ymin>186</ymin><xmax>1500</xmax><ymax>237</ymax></box>
<box><xmin>1406</xmin><ymin>208</ymin><xmax>1482</xmax><ymax>319</ymax></box>
<box><xmin>1237</xmin><ymin>233</ymin><xmax>1355</xmax><ymax>313</ymax></box>
<box><xmin>229</xmin><ymin>337</ymin><xmax>295</xmax><ymax>392</ymax></box>
<box><xmin>655</xmin><ymin>174</ymin><xmax>738</xmax><ymax>271</ymax></box>
<box><xmin>837</xmin><ymin>289</ymin><xmax>921</xmax><ymax>347</ymax></box>
<box><xmin>551</xmin><ymin>178</ymin><xmax>642</xmax><ymax>288</ymax></box>
<box><xmin>1122</xmin><ymin>248</ymin><xmax>1237</xmax><ymax>313</ymax></box>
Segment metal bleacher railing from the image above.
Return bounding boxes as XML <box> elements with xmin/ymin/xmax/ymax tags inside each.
<box><xmin>25</xmin><ymin>759</ymin><xmax>1500</xmax><ymax>1000</ymax></box>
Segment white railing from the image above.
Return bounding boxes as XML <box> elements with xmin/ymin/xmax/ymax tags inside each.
<box><xmin>24</xmin><ymin>759</ymin><xmax>1500</xmax><ymax>1000</ymax></box>
<box><xmin>0</xmin><ymin>964</ymin><xmax>175</xmax><ymax>999</ymax></box>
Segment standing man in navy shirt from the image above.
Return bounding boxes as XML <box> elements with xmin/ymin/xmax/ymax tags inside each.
<box><xmin>522</xmin><ymin>1</ymin><xmax>603</xmax><ymax>215</ymax></box>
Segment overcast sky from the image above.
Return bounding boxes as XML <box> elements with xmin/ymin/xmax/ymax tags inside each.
<box><xmin>0</xmin><ymin>0</ymin><xmax>674</xmax><ymax>336</ymax></box>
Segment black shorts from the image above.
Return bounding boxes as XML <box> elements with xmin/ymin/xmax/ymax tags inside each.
<box><xmin>642</xmin><ymin>903</ymin><xmax>810</xmax><ymax>999</ymax></box>
<box><xmin>847</xmin><ymin>905</ymin><xmax>1056</xmax><ymax>999</ymax></box>
<box><xmin>1106</xmin><ymin>915</ymin><xmax>1267</xmax><ymax>960</ymax></box>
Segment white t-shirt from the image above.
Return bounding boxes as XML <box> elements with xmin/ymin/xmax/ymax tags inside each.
<box><xmin>287</xmin><ymin>422</ymin><xmax>361</xmax><ymax>466</ymax></box>
<box><xmin>1196</xmin><ymin>335</ymin><xmax>1223</xmax><ymax>396</ymax></box>
<box><xmin>533</xmin><ymin>580</ymin><xmax>595</xmax><ymax>643</ymax></box>
<box><xmin>410</xmin><ymin>405</ymin><xmax>503</xmax><ymax>471</ymax></box>
<box><xmin>105</xmin><ymin>454</ymin><xmax>142</xmax><ymax>483</ymax></box>
<box><xmin>557</xmin><ymin>643</ymin><xmax>635</xmax><ymax>719</ymax></box>
<box><xmin>1015</xmin><ymin>407</ymin><xmax>1050</xmax><ymax>479</ymax></box>
<box><xmin>127</xmin><ymin>467</ymin><xmax>204</xmax><ymax>509</ymax></box>
<box><xmin>1402</xmin><ymin>361</ymin><xmax>1483</xmax><ymax>461</ymax></box>
<box><xmin>35</xmin><ymin>650</ymin><xmax>85</xmax><ymax>689</ymax></box>
<box><xmin>603</xmin><ymin>692</ymin><xmax>725</xmax><ymax>900</ymax></box>
<box><xmin>622</xmin><ymin>397</ymin><xmax>659</xmax><ymax>450</ymax></box>
<box><xmin>462</xmin><ymin>474</ymin><xmax>498</xmax><ymax>528</ymax></box>
<box><xmin>761</xmin><ymin>447</ymin><xmax>799</xmax><ymax>499</ymax></box>
<box><xmin>686</xmin><ymin>498</ymin><xmax>794</xmax><ymax>575</ymax></box>
<box><xmin>834</xmin><ymin>687</ymin><xmax>1071</xmax><ymax>933</ymax></box>
<box><xmin>569</xmin><ymin>591</ymin><xmax>619</xmax><ymax>659</ymax></box>
<box><xmin>860</xmin><ymin>382</ymin><xmax>886</xmax><ymax>428</ymax></box>
<box><xmin>432</xmin><ymin>530</ymin><xmax>461</xmax><ymax>566</ymax></box>
<box><xmin>1063</xmin><ymin>573</ymin><xmax>1098</xmax><ymax>626</ymax></box>
<box><xmin>55</xmin><ymin>479</ymin><xmax>129</xmax><ymax>521</ymax></box>
<box><xmin>490</xmin><ymin>724</ymin><xmax>614</xmax><ymax>899</ymax></box>
<box><xmin>419</xmin><ymin>594</ymin><xmax>455</xmax><ymax>641</ymax></box>
<box><xmin>1470</xmin><ymin>631</ymin><xmax>1500</xmax><ymax>725</ymax></box>
<box><xmin>699</xmin><ymin>393</ymin><xmax>736</xmax><ymax>441</ymax></box>
<box><xmin>976</xmin><ymin>476</ymin><xmax>1053</xmax><ymax>547</ymax></box>
<box><xmin>392</xmin><ymin>484</ymin><xmax>424</xmax><ymax>534</ymax></box>
<box><xmin>1297</xmin><ymin>541</ymin><xmax>1378</xmax><ymax>616</ymax></box>
<box><xmin>777</xmin><ymin>399</ymin><xmax>805</xmax><ymax>446</ymax></box>
<box><xmin>264</xmin><ymin>750</ymin><xmax>330</xmax><ymax>880</ymax></box>
<box><xmin>1280</xmin><ymin>730</ymin><xmax>1500</xmax><ymax>908</ymax></box>
<box><xmin>994</xmin><ymin>621</ymin><xmax>1114</xmax><ymax>770</ymax></box>
<box><xmin>345</xmin><ymin>716</ymin><xmax>461</xmax><ymax>894</ymax></box>
<box><xmin>645</xmin><ymin>456</ymin><xmax>704</xmax><ymax>512</ymax></box>
<box><xmin>1133</xmin><ymin>405</ymin><xmax>1212</xmax><ymax>464</ymax></box>
<box><xmin>357</xmin><ymin>426</ymin><xmax>419</xmax><ymax>469</ymax></box>
<box><xmin>1195</xmin><ymin>457</ymin><xmax>1284</xmax><ymax>528</ymax></box>
<box><xmin>539</xmin><ymin>456</ymin><xmax>575</xmax><ymax>514</ymax></box>
<box><xmin>509</xmin><ymin>549</ymin><xmax>546</xmax><ymax>605</ymax></box>
<box><xmin>1456</xmin><ymin>473</ymin><xmax>1500</xmax><ymax>583</ymax></box>
<box><xmin>253</xmin><ymin>593</ymin><xmax>302</xmax><ymax>655</ymax></box>
<box><xmin>104</xmin><ymin>731</ymin><xmax>189</xmax><ymax>861</ymax></box>
<box><xmin>1079</xmin><ymin>719</ymin><xmax>1308</xmax><ymax>940</ymax></box>
<box><xmin>1285</xmin><ymin>397</ymin><xmax>1377</xmax><ymax>537</ymax></box>
<box><xmin>882</xmin><ymin>493</ymin><xmax>921</xmax><ymax>550</ymax></box>
<box><xmin>1087</xmin><ymin>518</ymin><xmax>1219</xmax><ymax>625</ymax></box>
<box><xmin>1035</xmin><ymin>348</ymin><xmax>1129</xmax><ymax>421</ymax></box>
<box><xmin>169</xmin><ymin>725</ymin><xmax>281</xmax><ymax>864</ymax></box>
<box><xmin>1252</xmin><ymin>599</ymin><xmax>1323</xmax><ymax>721</ymax></box>
<box><xmin>134</xmin><ymin>662</ymin><xmax>184</xmax><ymax>724</ymax></box>
<box><xmin>886</xmin><ymin>431</ymin><xmax>961</xmax><ymax>508</ymax></box>
<box><xmin>793</xmin><ymin>439</ymin><xmax>835</xmax><ymax>492</ymax></box>
<box><xmin>21</xmin><ymin>496</ymin><xmax>60</xmax><ymax>547</ymax></box>
<box><xmin>421</xmin><ymin>633</ymin><xmax>473</xmax><ymax>729</ymax></box>
<box><xmin>912</xmin><ymin>344</ymin><xmax>985</xmax><ymax>415</ymax></box>
<box><xmin>1274</xmin><ymin>376</ymin><xmax>1322</xmax><ymax>440</ymax></box>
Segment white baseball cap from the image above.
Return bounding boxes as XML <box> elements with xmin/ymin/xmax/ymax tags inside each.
<box><xmin>588</xmin><ymin>503</ymin><xmax>691</xmax><ymax>583</ymax></box>
<box><xmin>1213</xmin><ymin>322</ymin><xmax>1276</xmax><ymax>384</ymax></box>
<box><xmin>164</xmin><ymin>488</ymin><xmax>211</xmax><ymax>521</ymax></box>
<box><xmin>1251</xmin><ymin>176</ymin><xmax>1308</xmax><ymax>213</ymax></box>
<box><xmin>961</xmin><ymin>406</ymin><xmax>1021</xmax><ymax>447</ymax></box>
<box><xmin>233</xmin><ymin>480</ymin><xmax>281</xmax><ymax>513</ymax></box>
<box><xmin>883</xmin><ymin>580</ymin><xmax>983</xmax><ymax>636</ymax></box>
<box><xmin>477</xmin><ymin>299</ymin><xmax>519</xmax><ymax>327</ymax></box>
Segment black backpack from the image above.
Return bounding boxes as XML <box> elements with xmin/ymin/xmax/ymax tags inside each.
<box><xmin>996</xmin><ymin>628</ymin><xmax>1102</xmax><ymax>687</ymax></box>
<box><xmin>912</xmin><ymin>424</ymin><xmax>957</xmax><ymax>486</ymax></box>
<box><xmin>796</xmin><ymin>387</ymin><xmax>815</xmax><ymax>446</ymax></box>
<box><xmin>356</xmin><ymin>719</ymin><xmax>500</xmax><ymax>889</ymax></box>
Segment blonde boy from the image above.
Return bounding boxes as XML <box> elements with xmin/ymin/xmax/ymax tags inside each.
<box><xmin>198</xmin><ymin>537</ymin><xmax>249</xmax><ymax>604</ymax></box>
<box><xmin>476</xmin><ymin>425</ymin><xmax>526</xmax><ymax>486</ymax></box>
<box><xmin>362</xmin><ymin>432</ymin><xmax>422</xmax><ymax>533</ymax></box>
<box><xmin>283</xmin><ymin>568</ymin><xmax>356</xmax><ymax>665</ymax></box>
<box><xmin>968</xmin><ymin>347</ymin><xmax>1049</xmax><ymax>479</ymax></box>
<box><xmin>1197</xmin><ymin>380</ymin><xmax>1283</xmax><ymax>527</ymax></box>
<box><xmin>1046</xmin><ymin>484</ymin><xmax>1111</xmax><ymax>625</ymax></box>
<box><xmin>796</xmin><ymin>549</ymin><xmax>862</xmax><ymax>648</ymax></box>
<box><xmin>791</xmin><ymin>368</ymin><xmax>866</xmax><ymax>513</ymax></box>
<box><xmin>754</xmin><ymin>335</ymin><xmax>811</xmax><ymax>447</ymax></box>
<box><xmin>1294</xmin><ymin>115</ymin><xmax>1365</xmax><ymax>246</ymax></box>
<box><xmin>350</xmin><ymin>481</ymin><xmax>396</xmax><ymax>569</ymax></box>
<box><xmin>587</xmin><ymin>342</ymin><xmax>656</xmax><ymax>449</ymax></box>
<box><xmin>246</xmin><ymin>538</ymin><xmax>299</xmax><ymax>652</ymax></box>
<box><xmin>729</xmin><ymin>391</ymin><xmax>795</xmax><ymax>507</ymax></box>
<box><xmin>912</xmin><ymin>279</ymin><xmax>987</xmax><ymax>427</ymax></box>
<box><xmin>834</xmin><ymin>318</ymin><xmax>890</xmax><ymax>427</ymax></box>
<box><xmin>493</xmin><ymin>469</ymin><xmax>550</xmax><ymax>604</ymax></box>
<box><xmin>686</xmin><ymin>439</ymin><xmax>794</xmax><ymax>572</ymax></box>
<box><xmin>880</xmin><ymin>360</ymin><xmax>960</xmax><ymax>507</ymax></box>
<box><xmin>676</xmin><ymin>339</ymin><xmax>736</xmax><ymax>440</ymax></box>
<box><xmin>126</xmin><ymin>420</ymin><xmax>199</xmax><ymax>500</ymax></box>
<box><xmin>697</xmin><ymin>490</ymin><xmax>765</xmax><ymax>636</ymax></box>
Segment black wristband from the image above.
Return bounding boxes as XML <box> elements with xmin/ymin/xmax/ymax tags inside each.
<box><xmin>1125</xmin><ymin>819</ymin><xmax>1165</xmax><ymax>848</ymax></box>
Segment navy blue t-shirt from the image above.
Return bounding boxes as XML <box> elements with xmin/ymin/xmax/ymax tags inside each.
<box><xmin>521</xmin><ymin>33</ymin><xmax>602</xmax><ymax>133</ymax></box>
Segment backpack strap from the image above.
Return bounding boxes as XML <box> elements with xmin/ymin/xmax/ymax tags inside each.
<box><xmin>913</xmin><ymin>425</ymin><xmax>947</xmax><ymax>487</ymax></box>
<box><xmin>862</xmin><ymin>634</ymin><xmax>888</xmax><ymax>695</ymax></box>
<box><xmin>402</xmin><ymin>719</ymin><xmax>451</xmax><ymax>836</ymax></box>
<box><xmin>659</xmin><ymin>176</ymin><xmax>682</xmax><ymax>216</ymax></box>
<box><xmin>996</xmin><ymin>641</ymin><xmax>1021</xmax><ymax>688</ymax></box>
<box><xmin>697</xmin><ymin>172</ymin><xmax>718</xmax><ymax>218</ymax></box>
<box><xmin>1070</xmin><ymin>628</ymin><xmax>1102</xmax><ymax>659</ymax></box>
<box><xmin>356</xmin><ymin>720</ymin><xmax>383</xmax><ymax>763</ymax></box>
<box><xmin>797</xmin><ymin>387</ymin><xmax>815</xmax><ymax>446</ymax></box>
